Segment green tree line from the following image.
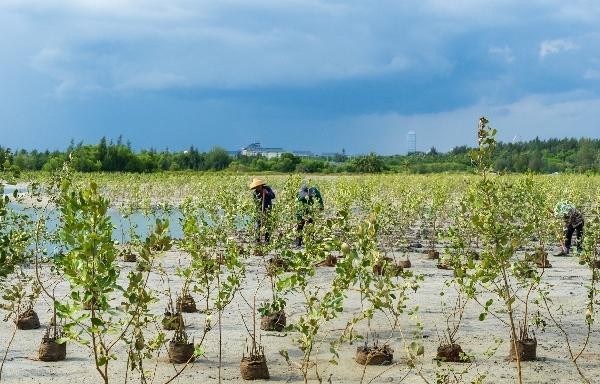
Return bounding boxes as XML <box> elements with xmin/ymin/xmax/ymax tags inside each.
<box><xmin>1</xmin><ymin>136</ymin><xmax>599</xmax><ymax>174</ymax></box>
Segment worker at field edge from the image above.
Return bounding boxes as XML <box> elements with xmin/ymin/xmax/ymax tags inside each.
<box><xmin>250</xmin><ymin>178</ymin><xmax>276</xmax><ymax>244</ymax></box>
<box><xmin>295</xmin><ymin>184</ymin><xmax>324</xmax><ymax>247</ymax></box>
<box><xmin>554</xmin><ymin>201</ymin><xmax>584</xmax><ymax>256</ymax></box>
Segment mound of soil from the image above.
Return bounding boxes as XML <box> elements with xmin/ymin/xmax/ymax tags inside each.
<box><xmin>535</xmin><ymin>251</ymin><xmax>552</xmax><ymax>268</ymax></box>
<box><xmin>510</xmin><ymin>338</ymin><xmax>537</xmax><ymax>361</ymax></box>
<box><xmin>260</xmin><ymin>310</ymin><xmax>286</xmax><ymax>332</ymax></box>
<box><xmin>176</xmin><ymin>295</ymin><xmax>197</xmax><ymax>313</ymax></box>
<box><xmin>168</xmin><ymin>341</ymin><xmax>195</xmax><ymax>364</ymax></box>
<box><xmin>122</xmin><ymin>250</ymin><xmax>137</xmax><ymax>263</ymax></box>
<box><xmin>426</xmin><ymin>250</ymin><xmax>440</xmax><ymax>260</ymax></box>
<box><xmin>317</xmin><ymin>254</ymin><xmax>337</xmax><ymax>267</ymax></box>
<box><xmin>437</xmin><ymin>261</ymin><xmax>453</xmax><ymax>270</ymax></box>
<box><xmin>16</xmin><ymin>309</ymin><xmax>40</xmax><ymax>330</ymax></box>
<box><xmin>436</xmin><ymin>343</ymin><xmax>469</xmax><ymax>363</ymax></box>
<box><xmin>267</xmin><ymin>257</ymin><xmax>289</xmax><ymax>275</ymax></box>
<box><xmin>355</xmin><ymin>345</ymin><xmax>393</xmax><ymax>366</ymax></box>
<box><xmin>39</xmin><ymin>338</ymin><xmax>66</xmax><ymax>362</ymax></box>
<box><xmin>373</xmin><ymin>257</ymin><xmax>403</xmax><ymax>276</ymax></box>
<box><xmin>240</xmin><ymin>356</ymin><xmax>270</xmax><ymax>380</ymax></box>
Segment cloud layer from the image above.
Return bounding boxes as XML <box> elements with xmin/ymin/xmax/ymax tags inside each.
<box><xmin>1</xmin><ymin>1</ymin><xmax>600</xmax><ymax>153</ymax></box>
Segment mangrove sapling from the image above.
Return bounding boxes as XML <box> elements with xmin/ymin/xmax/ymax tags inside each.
<box><xmin>258</xmin><ymin>286</ymin><xmax>287</xmax><ymax>332</ymax></box>
<box><xmin>186</xmin><ymin>192</ymin><xmax>247</xmax><ymax>375</ymax></box>
<box><xmin>363</xmin><ymin>227</ymin><xmax>426</xmax><ymax>382</ymax></box>
<box><xmin>280</xmin><ymin>279</ymin><xmax>336</xmax><ymax>383</ymax></box>
<box><xmin>507</xmin><ymin>175</ymin><xmax>547</xmax><ymax>363</ymax></box>
<box><xmin>175</xmin><ymin>222</ymin><xmax>198</xmax><ymax>313</ymax></box>
<box><xmin>355</xmin><ymin>213</ymin><xmax>395</xmax><ymax>352</ymax></box>
<box><xmin>374</xmin><ymin>196</ymin><xmax>419</xmax><ymax>270</ymax></box>
<box><xmin>14</xmin><ymin>282</ymin><xmax>42</xmax><ymax>330</ymax></box>
<box><xmin>287</xmin><ymin>210</ymin><xmax>422</xmax><ymax>384</ymax></box>
<box><xmin>0</xmin><ymin>186</ymin><xmax>44</xmax><ymax>331</ymax></box>
<box><xmin>521</xmin><ymin>177</ymin><xmax>557</xmax><ymax>269</ymax></box>
<box><xmin>258</xmin><ymin>188</ymin><xmax>301</xmax><ymax>332</ymax></box>
<box><xmin>259</xmin><ymin>200</ymin><xmax>323</xmax><ymax>330</ymax></box>
<box><xmin>435</xmin><ymin>291</ymin><xmax>470</xmax><ymax>363</ymax></box>
<box><xmin>423</xmin><ymin>186</ymin><xmax>450</xmax><ymax>261</ymax></box>
<box><xmin>162</xmin><ymin>302</ymin><xmax>181</xmax><ymax>331</ymax></box>
<box><xmin>278</xmin><ymin>211</ymin><xmax>353</xmax><ymax>384</ymax></box>
<box><xmin>357</xmin><ymin>218</ymin><xmax>425</xmax><ymax>383</ymax></box>
<box><xmin>320</xmin><ymin>211</ymin><xmax>370</xmax><ymax>336</ymax></box>
<box><xmin>0</xmin><ymin>279</ymin><xmax>40</xmax><ymax>379</ymax></box>
<box><xmin>117</xmin><ymin>201</ymin><xmax>141</xmax><ymax>263</ymax></box>
<box><xmin>124</xmin><ymin>220</ymin><xmax>207</xmax><ymax>384</ymax></box>
<box><xmin>449</xmin><ymin>118</ymin><xmax>543</xmax><ymax>384</ymax></box>
<box><xmin>122</xmin><ymin>219</ymin><xmax>176</xmax><ymax>383</ymax></box>
<box><xmin>54</xmin><ymin>181</ymin><xmax>122</xmax><ymax>384</ymax></box>
<box><xmin>501</xmin><ymin>176</ymin><xmax>554</xmax><ymax>362</ymax></box>
<box><xmin>0</xmin><ymin>182</ymin><xmax>37</xmax><ymax>380</ymax></box>
<box><xmin>0</xmin><ymin>186</ymin><xmax>32</xmax><ymax>279</ymax></box>
<box><xmin>183</xmin><ymin>188</ymin><xmax>246</xmax><ymax>382</ymax></box>
<box><xmin>179</xmin><ymin>197</ymin><xmax>221</xmax><ymax>314</ymax></box>
<box><xmin>432</xmin><ymin>328</ymin><xmax>486</xmax><ymax>384</ymax></box>
<box><xmin>536</xmin><ymin>197</ymin><xmax>600</xmax><ymax>384</ymax></box>
<box><xmin>446</xmin><ymin>192</ymin><xmax>481</xmax><ymax>266</ymax></box>
<box><xmin>176</xmin><ymin>284</ymin><xmax>197</xmax><ymax>313</ymax></box>
<box><xmin>239</xmin><ymin>278</ymin><xmax>270</xmax><ymax>381</ymax></box>
<box><xmin>167</xmin><ymin>318</ymin><xmax>195</xmax><ymax>364</ymax></box>
<box><xmin>31</xmin><ymin>163</ymin><xmax>73</xmax><ymax>363</ymax></box>
<box><xmin>159</xmin><ymin>272</ymin><xmax>181</xmax><ymax>331</ymax></box>
<box><xmin>211</xmin><ymin>240</ymin><xmax>244</xmax><ymax>383</ymax></box>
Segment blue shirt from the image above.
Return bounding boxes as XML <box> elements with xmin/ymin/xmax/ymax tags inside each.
<box><xmin>298</xmin><ymin>186</ymin><xmax>324</xmax><ymax>212</ymax></box>
<box><xmin>254</xmin><ymin>185</ymin><xmax>275</xmax><ymax>211</ymax></box>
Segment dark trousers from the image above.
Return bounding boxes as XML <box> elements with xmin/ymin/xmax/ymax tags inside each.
<box><xmin>295</xmin><ymin>217</ymin><xmax>314</xmax><ymax>246</ymax></box>
<box><xmin>565</xmin><ymin>222</ymin><xmax>584</xmax><ymax>252</ymax></box>
<box><xmin>256</xmin><ymin>213</ymin><xmax>271</xmax><ymax>243</ymax></box>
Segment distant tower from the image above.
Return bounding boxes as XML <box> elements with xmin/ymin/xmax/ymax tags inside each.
<box><xmin>407</xmin><ymin>131</ymin><xmax>416</xmax><ymax>154</ymax></box>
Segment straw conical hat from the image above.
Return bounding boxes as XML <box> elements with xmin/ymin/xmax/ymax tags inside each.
<box><xmin>249</xmin><ymin>178</ymin><xmax>266</xmax><ymax>190</ymax></box>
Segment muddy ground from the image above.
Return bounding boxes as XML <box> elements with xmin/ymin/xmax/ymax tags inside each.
<box><xmin>0</xmin><ymin>240</ymin><xmax>597</xmax><ymax>384</ymax></box>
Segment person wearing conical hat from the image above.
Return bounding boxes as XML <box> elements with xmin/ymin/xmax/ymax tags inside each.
<box><xmin>249</xmin><ymin>178</ymin><xmax>276</xmax><ymax>243</ymax></box>
<box><xmin>554</xmin><ymin>201</ymin><xmax>584</xmax><ymax>256</ymax></box>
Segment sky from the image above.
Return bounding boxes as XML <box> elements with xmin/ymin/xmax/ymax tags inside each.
<box><xmin>1</xmin><ymin>1</ymin><xmax>600</xmax><ymax>155</ymax></box>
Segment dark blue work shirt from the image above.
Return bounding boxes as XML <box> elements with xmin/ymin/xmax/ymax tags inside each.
<box><xmin>298</xmin><ymin>187</ymin><xmax>323</xmax><ymax>208</ymax></box>
<box><xmin>254</xmin><ymin>186</ymin><xmax>276</xmax><ymax>211</ymax></box>
<box><xmin>297</xmin><ymin>187</ymin><xmax>324</xmax><ymax>217</ymax></box>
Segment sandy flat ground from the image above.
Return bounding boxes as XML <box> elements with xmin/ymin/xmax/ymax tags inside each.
<box><xmin>0</xmin><ymin>244</ymin><xmax>597</xmax><ymax>384</ymax></box>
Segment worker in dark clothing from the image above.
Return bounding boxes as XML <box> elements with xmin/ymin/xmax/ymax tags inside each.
<box><xmin>295</xmin><ymin>185</ymin><xmax>324</xmax><ymax>247</ymax></box>
<box><xmin>250</xmin><ymin>178</ymin><xmax>276</xmax><ymax>243</ymax></box>
<box><xmin>554</xmin><ymin>202</ymin><xmax>584</xmax><ymax>256</ymax></box>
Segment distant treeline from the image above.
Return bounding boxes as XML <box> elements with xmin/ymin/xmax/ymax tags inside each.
<box><xmin>1</xmin><ymin>136</ymin><xmax>600</xmax><ymax>174</ymax></box>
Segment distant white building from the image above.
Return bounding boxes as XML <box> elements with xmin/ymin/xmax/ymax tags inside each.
<box><xmin>241</xmin><ymin>143</ymin><xmax>285</xmax><ymax>159</ymax></box>
<box><xmin>407</xmin><ymin>131</ymin><xmax>416</xmax><ymax>154</ymax></box>
<box><xmin>292</xmin><ymin>150</ymin><xmax>313</xmax><ymax>157</ymax></box>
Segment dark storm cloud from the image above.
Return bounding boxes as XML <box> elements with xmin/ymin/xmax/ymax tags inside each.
<box><xmin>1</xmin><ymin>1</ymin><xmax>600</xmax><ymax>153</ymax></box>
